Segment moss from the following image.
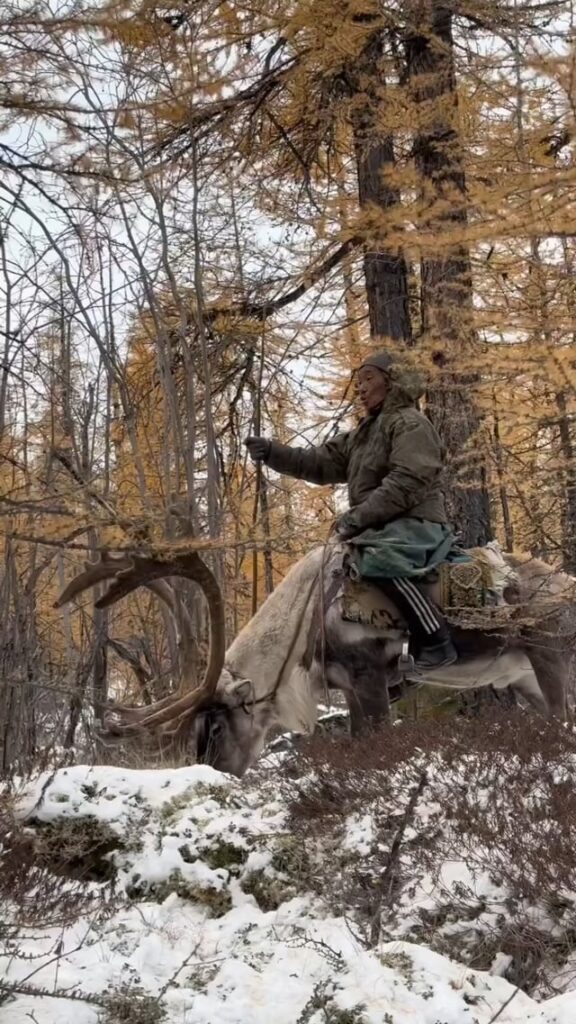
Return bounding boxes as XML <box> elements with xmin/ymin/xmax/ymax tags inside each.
<box><xmin>378</xmin><ymin>950</ymin><xmax>414</xmax><ymax>980</ymax></box>
<box><xmin>80</xmin><ymin>782</ymin><xmax>99</xmax><ymax>800</ymax></box>
<box><xmin>157</xmin><ymin>790</ymin><xmax>197</xmax><ymax>824</ymax></box>
<box><xmin>156</xmin><ymin>784</ymin><xmax>237</xmax><ymax>833</ymax></box>
<box><xmin>270</xmin><ymin>836</ymin><xmax>310</xmax><ymax>879</ymax></box>
<box><xmin>186</xmin><ymin>962</ymin><xmax>220</xmax><ymax>993</ymax></box>
<box><xmin>126</xmin><ymin>870</ymin><xmax>232</xmax><ymax>916</ymax></box>
<box><xmin>202</xmin><ymin>840</ymin><xmax>248</xmax><ymax>871</ymax></box>
<box><xmin>178</xmin><ymin>839</ymin><xmax>247</xmax><ymax>870</ymax></box>
<box><xmin>238</xmin><ymin>836</ymin><xmax>309</xmax><ymax>910</ymax></box>
<box><xmin>99</xmin><ymin>985</ymin><xmax>166</xmax><ymax>1024</ymax></box>
<box><xmin>30</xmin><ymin>816</ymin><xmax>128</xmax><ymax>882</ymax></box>
<box><xmin>181</xmin><ymin>882</ymin><xmax>232</xmax><ymax>916</ymax></box>
<box><xmin>157</xmin><ymin>782</ymin><xmax>232</xmax><ymax>823</ymax></box>
<box><xmin>297</xmin><ymin>982</ymin><xmax>369</xmax><ymax>1023</ymax></box>
<box><xmin>187</xmin><ymin>782</ymin><xmax>236</xmax><ymax>806</ymax></box>
<box><xmin>241</xmin><ymin>869</ymin><xmax>294</xmax><ymax>912</ymax></box>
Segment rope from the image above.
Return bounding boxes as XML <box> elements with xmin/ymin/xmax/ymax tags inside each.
<box><xmin>318</xmin><ymin>527</ymin><xmax>337</xmax><ymax>707</ymax></box>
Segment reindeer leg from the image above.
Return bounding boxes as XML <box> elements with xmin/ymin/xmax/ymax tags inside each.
<box><xmin>320</xmin><ymin>619</ymin><xmax>396</xmax><ymax>737</ymax></box>
<box><xmin>524</xmin><ymin>642</ymin><xmax>568</xmax><ymax>718</ymax></box>
<box><xmin>311</xmin><ymin>656</ymin><xmax>391</xmax><ymax>737</ymax></box>
<box><xmin>344</xmin><ymin>674</ymin><xmax>391</xmax><ymax>737</ymax></box>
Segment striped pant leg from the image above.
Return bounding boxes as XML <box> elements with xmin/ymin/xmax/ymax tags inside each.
<box><xmin>392</xmin><ymin>577</ymin><xmax>441</xmax><ymax>636</ymax></box>
<box><xmin>372</xmin><ymin>577</ymin><xmax>444</xmax><ymax>649</ymax></box>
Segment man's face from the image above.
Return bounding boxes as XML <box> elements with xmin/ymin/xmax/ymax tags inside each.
<box><xmin>356</xmin><ymin>365</ymin><xmax>390</xmax><ymax>414</ymax></box>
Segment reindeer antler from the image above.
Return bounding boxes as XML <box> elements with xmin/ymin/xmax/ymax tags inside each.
<box><xmin>58</xmin><ymin>552</ymin><xmax>199</xmax><ymax>676</ymax></box>
<box><xmin>55</xmin><ymin>547</ymin><xmax>225</xmax><ymax>746</ymax></box>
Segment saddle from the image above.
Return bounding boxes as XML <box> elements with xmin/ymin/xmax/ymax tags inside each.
<box><xmin>341</xmin><ymin>544</ymin><xmax>521</xmax><ymax>632</ymax></box>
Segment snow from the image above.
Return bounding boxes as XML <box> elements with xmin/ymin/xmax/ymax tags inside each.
<box><xmin>3</xmin><ymin>760</ymin><xmax>576</xmax><ymax>1023</ymax></box>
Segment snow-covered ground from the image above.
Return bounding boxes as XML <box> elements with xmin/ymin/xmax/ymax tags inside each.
<box><xmin>3</xmin><ymin>753</ymin><xmax>576</xmax><ymax>1023</ymax></box>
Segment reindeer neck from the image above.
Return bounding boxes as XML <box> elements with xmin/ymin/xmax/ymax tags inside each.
<box><xmin>225</xmin><ymin>546</ymin><xmax>329</xmax><ymax>702</ymax></box>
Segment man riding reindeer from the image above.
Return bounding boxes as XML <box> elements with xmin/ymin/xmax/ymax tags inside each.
<box><xmin>53</xmin><ymin>351</ymin><xmax>567</xmax><ymax>770</ymax></box>
<box><xmin>245</xmin><ymin>351</ymin><xmax>460</xmax><ymax>673</ymax></box>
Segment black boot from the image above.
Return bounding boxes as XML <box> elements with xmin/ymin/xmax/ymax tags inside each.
<box><xmin>414</xmin><ymin>633</ymin><xmax>458</xmax><ymax>671</ymax></box>
<box><xmin>376</xmin><ymin>578</ymin><xmax>458</xmax><ymax>672</ymax></box>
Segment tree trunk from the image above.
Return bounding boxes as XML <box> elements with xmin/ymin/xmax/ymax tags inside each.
<box><xmin>492</xmin><ymin>404</ymin><xmax>514</xmax><ymax>552</ymax></box>
<box><xmin>405</xmin><ymin>1</ymin><xmax>491</xmax><ymax>545</ymax></box>
<box><xmin>348</xmin><ymin>28</ymin><xmax>412</xmax><ymax>344</ymax></box>
<box><xmin>555</xmin><ymin>391</ymin><xmax>576</xmax><ymax>573</ymax></box>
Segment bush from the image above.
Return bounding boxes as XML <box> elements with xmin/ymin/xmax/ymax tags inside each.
<box><xmin>280</xmin><ymin>711</ymin><xmax>576</xmax><ymax>994</ymax></box>
<box><xmin>0</xmin><ymin>792</ymin><xmax>103</xmax><ymax>929</ymax></box>
<box><xmin>99</xmin><ymin>984</ymin><xmax>167</xmax><ymax>1024</ymax></box>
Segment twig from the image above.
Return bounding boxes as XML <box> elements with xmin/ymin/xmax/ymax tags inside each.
<box><xmin>0</xmin><ymin>940</ymin><xmax>91</xmax><ymax>1005</ymax></box>
<box><xmin>0</xmin><ymin>979</ymin><xmax>107</xmax><ymax>1008</ymax></box>
<box><xmin>369</xmin><ymin>767</ymin><xmax>428</xmax><ymax>946</ymax></box>
<box><xmin>488</xmin><ymin>986</ymin><xmax>520</xmax><ymax>1022</ymax></box>
<box><xmin>4</xmin><ymin>532</ymin><xmax>271</xmax><ymax>553</ymax></box>
<box><xmin>154</xmin><ymin>942</ymin><xmax>202</xmax><ymax>1003</ymax></box>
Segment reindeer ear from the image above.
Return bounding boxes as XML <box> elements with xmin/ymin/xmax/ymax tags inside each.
<box><xmin>231</xmin><ymin>678</ymin><xmax>253</xmax><ymax>703</ymax></box>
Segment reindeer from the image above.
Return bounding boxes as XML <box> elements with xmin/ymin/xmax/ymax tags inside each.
<box><xmin>55</xmin><ymin>543</ymin><xmax>575</xmax><ymax>776</ymax></box>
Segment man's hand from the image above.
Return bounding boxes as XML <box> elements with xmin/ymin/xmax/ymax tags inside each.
<box><xmin>244</xmin><ymin>436</ymin><xmax>271</xmax><ymax>463</ymax></box>
<box><xmin>334</xmin><ymin>513</ymin><xmax>357</xmax><ymax>541</ymax></box>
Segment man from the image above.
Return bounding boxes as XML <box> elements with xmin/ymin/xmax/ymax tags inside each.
<box><xmin>245</xmin><ymin>351</ymin><xmax>458</xmax><ymax>671</ymax></box>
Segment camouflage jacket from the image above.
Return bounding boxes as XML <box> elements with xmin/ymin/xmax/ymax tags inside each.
<box><xmin>264</xmin><ymin>372</ymin><xmax>447</xmax><ymax>534</ymax></box>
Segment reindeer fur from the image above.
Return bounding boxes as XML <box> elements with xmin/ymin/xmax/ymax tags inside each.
<box><xmin>224</xmin><ymin>546</ymin><xmax>325</xmax><ymax>734</ymax></box>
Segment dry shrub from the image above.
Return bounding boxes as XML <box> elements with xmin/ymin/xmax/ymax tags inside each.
<box><xmin>29</xmin><ymin>815</ymin><xmax>126</xmax><ymax>881</ymax></box>
<box><xmin>99</xmin><ymin>984</ymin><xmax>167</xmax><ymax>1024</ymax></box>
<box><xmin>0</xmin><ymin>790</ymin><xmax>112</xmax><ymax>929</ymax></box>
<box><xmin>280</xmin><ymin>712</ymin><xmax>576</xmax><ymax>992</ymax></box>
<box><xmin>291</xmin><ymin>709</ymin><xmax>576</xmax><ymax>781</ymax></box>
<box><xmin>1</xmin><ymin>792</ymin><xmax>130</xmax><ymax>1013</ymax></box>
<box><xmin>467</xmin><ymin>920</ymin><xmax>576</xmax><ymax>993</ymax></box>
<box><xmin>288</xmin><ymin>713</ymin><xmax>576</xmax><ymax>854</ymax></box>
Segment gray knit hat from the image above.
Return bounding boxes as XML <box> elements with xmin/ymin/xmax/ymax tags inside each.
<box><xmin>358</xmin><ymin>351</ymin><xmax>395</xmax><ymax>375</ymax></box>
<box><xmin>358</xmin><ymin>350</ymin><xmax>424</xmax><ymax>402</ymax></box>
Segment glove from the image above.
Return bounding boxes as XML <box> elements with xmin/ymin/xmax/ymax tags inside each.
<box><xmin>334</xmin><ymin>514</ymin><xmax>357</xmax><ymax>541</ymax></box>
<box><xmin>244</xmin><ymin>436</ymin><xmax>271</xmax><ymax>463</ymax></box>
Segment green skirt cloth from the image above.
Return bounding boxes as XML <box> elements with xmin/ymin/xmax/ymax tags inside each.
<box><xmin>347</xmin><ymin>517</ymin><xmax>469</xmax><ymax>581</ymax></box>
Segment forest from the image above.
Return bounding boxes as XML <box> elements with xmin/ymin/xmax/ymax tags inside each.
<box><xmin>1</xmin><ymin>0</ymin><xmax>574</xmax><ymax>765</ymax></box>
<box><xmin>4</xmin><ymin>5</ymin><xmax>576</xmax><ymax>1020</ymax></box>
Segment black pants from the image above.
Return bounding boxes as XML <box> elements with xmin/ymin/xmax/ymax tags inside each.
<box><xmin>377</xmin><ymin>577</ymin><xmax>448</xmax><ymax>651</ymax></box>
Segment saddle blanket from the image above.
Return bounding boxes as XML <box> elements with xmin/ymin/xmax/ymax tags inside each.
<box><xmin>341</xmin><ymin>542</ymin><xmax>520</xmax><ymax>630</ymax></box>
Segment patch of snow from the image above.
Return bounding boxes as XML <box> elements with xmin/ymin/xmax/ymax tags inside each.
<box><xmin>3</xmin><ymin>758</ymin><xmax>576</xmax><ymax>1023</ymax></box>
<box><xmin>342</xmin><ymin>812</ymin><xmax>374</xmax><ymax>855</ymax></box>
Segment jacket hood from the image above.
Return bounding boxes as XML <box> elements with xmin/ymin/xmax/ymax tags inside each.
<box><xmin>386</xmin><ymin>364</ymin><xmax>425</xmax><ymax>405</ymax></box>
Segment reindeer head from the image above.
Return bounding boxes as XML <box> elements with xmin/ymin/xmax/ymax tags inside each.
<box><xmin>54</xmin><ymin>547</ymin><xmax>264</xmax><ymax>775</ymax></box>
<box><xmin>192</xmin><ymin>671</ymin><xmax>276</xmax><ymax>776</ymax></box>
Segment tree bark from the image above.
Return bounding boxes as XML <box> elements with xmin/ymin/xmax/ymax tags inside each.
<box><xmin>555</xmin><ymin>391</ymin><xmax>576</xmax><ymax>573</ymax></box>
<box><xmin>347</xmin><ymin>28</ymin><xmax>413</xmax><ymax>344</ymax></box>
<box><xmin>405</xmin><ymin>1</ymin><xmax>491</xmax><ymax>545</ymax></box>
<box><xmin>492</xmin><ymin>404</ymin><xmax>514</xmax><ymax>552</ymax></box>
